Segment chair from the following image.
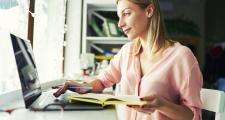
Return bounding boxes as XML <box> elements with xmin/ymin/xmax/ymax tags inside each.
<box><xmin>201</xmin><ymin>88</ymin><xmax>225</xmax><ymax>120</ymax></box>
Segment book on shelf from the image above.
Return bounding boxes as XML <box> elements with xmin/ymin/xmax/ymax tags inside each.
<box><xmin>89</xmin><ymin>11</ymin><xmax>123</xmax><ymax>37</ymax></box>
<box><xmin>103</xmin><ymin>18</ymin><xmax>123</xmax><ymax>37</ymax></box>
<box><xmin>68</xmin><ymin>93</ymin><xmax>147</xmax><ymax>107</ymax></box>
<box><xmin>90</xmin><ymin>19</ymin><xmax>105</xmax><ymax>37</ymax></box>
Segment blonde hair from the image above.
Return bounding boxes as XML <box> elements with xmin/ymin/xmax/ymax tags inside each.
<box><xmin>116</xmin><ymin>0</ymin><xmax>168</xmax><ymax>53</ymax></box>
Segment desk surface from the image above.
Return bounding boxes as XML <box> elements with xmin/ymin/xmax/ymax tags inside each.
<box><xmin>0</xmin><ymin>90</ymin><xmax>117</xmax><ymax>120</ymax></box>
<box><xmin>0</xmin><ymin>108</ymin><xmax>117</xmax><ymax>120</ymax></box>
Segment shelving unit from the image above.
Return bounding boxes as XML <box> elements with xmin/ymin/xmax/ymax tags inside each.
<box><xmin>82</xmin><ymin>0</ymin><xmax>128</xmax><ymax>54</ymax></box>
<box><xmin>86</xmin><ymin>37</ymin><xmax>129</xmax><ymax>44</ymax></box>
<box><xmin>82</xmin><ymin>0</ymin><xmax>203</xmax><ymax>66</ymax></box>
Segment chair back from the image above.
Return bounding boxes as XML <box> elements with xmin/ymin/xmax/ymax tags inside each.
<box><xmin>201</xmin><ymin>88</ymin><xmax>225</xmax><ymax>120</ymax></box>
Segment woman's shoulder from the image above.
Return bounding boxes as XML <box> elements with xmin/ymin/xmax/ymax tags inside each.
<box><xmin>122</xmin><ymin>41</ymin><xmax>133</xmax><ymax>49</ymax></box>
<box><xmin>170</xmin><ymin>42</ymin><xmax>198</xmax><ymax>64</ymax></box>
<box><xmin>119</xmin><ymin>41</ymin><xmax>134</xmax><ymax>53</ymax></box>
<box><xmin>174</xmin><ymin>42</ymin><xmax>196</xmax><ymax>58</ymax></box>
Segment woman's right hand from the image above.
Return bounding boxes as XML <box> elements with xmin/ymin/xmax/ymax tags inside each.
<box><xmin>53</xmin><ymin>80</ymin><xmax>92</xmax><ymax>97</ymax></box>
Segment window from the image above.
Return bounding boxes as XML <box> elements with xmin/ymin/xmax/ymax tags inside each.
<box><xmin>0</xmin><ymin>0</ymin><xmax>29</xmax><ymax>94</ymax></box>
<box><xmin>0</xmin><ymin>0</ymin><xmax>66</xmax><ymax>94</ymax></box>
<box><xmin>0</xmin><ymin>0</ymin><xmax>28</xmax><ymax>38</ymax></box>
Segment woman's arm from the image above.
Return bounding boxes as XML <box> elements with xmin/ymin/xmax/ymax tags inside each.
<box><xmin>53</xmin><ymin>79</ymin><xmax>105</xmax><ymax>97</ymax></box>
<box><xmin>156</xmin><ymin>97</ymin><xmax>194</xmax><ymax>120</ymax></box>
<box><xmin>89</xmin><ymin>79</ymin><xmax>105</xmax><ymax>93</ymax></box>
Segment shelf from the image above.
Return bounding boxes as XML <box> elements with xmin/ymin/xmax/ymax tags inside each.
<box><xmin>85</xmin><ymin>0</ymin><xmax>116</xmax><ymax>11</ymax></box>
<box><xmin>85</xmin><ymin>0</ymin><xmax>116</xmax><ymax>6</ymax></box>
<box><xmin>83</xmin><ymin>0</ymin><xmax>126</xmax><ymax>53</ymax></box>
<box><xmin>86</xmin><ymin>37</ymin><xmax>129</xmax><ymax>44</ymax></box>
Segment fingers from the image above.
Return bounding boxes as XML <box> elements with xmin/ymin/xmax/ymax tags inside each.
<box><xmin>140</xmin><ymin>94</ymin><xmax>157</xmax><ymax>101</ymax></box>
<box><xmin>53</xmin><ymin>80</ymin><xmax>92</xmax><ymax>97</ymax></box>
<box><xmin>141</xmin><ymin>95</ymin><xmax>164</xmax><ymax>108</ymax></box>
<box><xmin>127</xmin><ymin>105</ymin><xmax>155</xmax><ymax>114</ymax></box>
<box><xmin>53</xmin><ymin>80</ymin><xmax>79</xmax><ymax>97</ymax></box>
<box><xmin>53</xmin><ymin>86</ymin><xmax>68</xmax><ymax>97</ymax></box>
<box><xmin>126</xmin><ymin>95</ymin><xmax>164</xmax><ymax>114</ymax></box>
<box><xmin>127</xmin><ymin>103</ymin><xmax>154</xmax><ymax>109</ymax></box>
<box><xmin>127</xmin><ymin>105</ymin><xmax>140</xmax><ymax>108</ymax></box>
<box><xmin>52</xmin><ymin>85</ymin><xmax>63</xmax><ymax>89</ymax></box>
<box><xmin>135</xmin><ymin>108</ymin><xmax>155</xmax><ymax>113</ymax></box>
<box><xmin>53</xmin><ymin>87</ymin><xmax>63</xmax><ymax>97</ymax></box>
<box><xmin>141</xmin><ymin>103</ymin><xmax>156</xmax><ymax>108</ymax></box>
<box><xmin>53</xmin><ymin>83</ymin><xmax>69</xmax><ymax>97</ymax></box>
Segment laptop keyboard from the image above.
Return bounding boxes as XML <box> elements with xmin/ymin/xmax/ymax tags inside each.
<box><xmin>31</xmin><ymin>90</ymin><xmax>76</xmax><ymax>110</ymax></box>
<box><xmin>40</xmin><ymin>93</ymin><xmax>56</xmax><ymax>106</ymax></box>
<box><xmin>32</xmin><ymin>92</ymin><xmax>56</xmax><ymax>107</ymax></box>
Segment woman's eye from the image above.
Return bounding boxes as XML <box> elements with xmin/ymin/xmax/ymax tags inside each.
<box><xmin>123</xmin><ymin>12</ymin><xmax>130</xmax><ymax>16</ymax></box>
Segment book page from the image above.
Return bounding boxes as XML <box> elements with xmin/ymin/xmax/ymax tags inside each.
<box><xmin>68</xmin><ymin>93</ymin><xmax>115</xmax><ymax>105</ymax></box>
<box><xmin>68</xmin><ymin>93</ymin><xmax>147</xmax><ymax>106</ymax></box>
<box><xmin>69</xmin><ymin>93</ymin><xmax>115</xmax><ymax>101</ymax></box>
<box><xmin>104</xmin><ymin>95</ymin><xmax>146</xmax><ymax>106</ymax></box>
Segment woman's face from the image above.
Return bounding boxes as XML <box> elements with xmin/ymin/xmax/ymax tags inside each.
<box><xmin>117</xmin><ymin>0</ymin><xmax>150</xmax><ymax>40</ymax></box>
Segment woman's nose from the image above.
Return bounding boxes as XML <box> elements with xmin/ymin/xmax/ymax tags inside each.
<box><xmin>118</xmin><ymin>18</ymin><xmax>125</xmax><ymax>29</ymax></box>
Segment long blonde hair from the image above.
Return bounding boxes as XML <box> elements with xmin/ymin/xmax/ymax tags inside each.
<box><xmin>116</xmin><ymin>0</ymin><xmax>168</xmax><ymax>53</ymax></box>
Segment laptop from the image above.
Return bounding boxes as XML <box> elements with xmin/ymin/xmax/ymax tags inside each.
<box><xmin>10</xmin><ymin>33</ymin><xmax>103</xmax><ymax>111</ymax></box>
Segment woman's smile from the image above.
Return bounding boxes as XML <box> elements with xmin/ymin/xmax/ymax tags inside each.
<box><xmin>123</xmin><ymin>28</ymin><xmax>131</xmax><ymax>35</ymax></box>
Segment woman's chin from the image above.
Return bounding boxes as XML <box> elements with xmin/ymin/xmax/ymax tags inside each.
<box><xmin>126</xmin><ymin>34</ymin><xmax>135</xmax><ymax>40</ymax></box>
<box><xmin>127</xmin><ymin>35</ymin><xmax>137</xmax><ymax>41</ymax></box>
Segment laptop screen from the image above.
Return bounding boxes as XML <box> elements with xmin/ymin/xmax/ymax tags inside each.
<box><xmin>10</xmin><ymin>34</ymin><xmax>42</xmax><ymax>105</ymax></box>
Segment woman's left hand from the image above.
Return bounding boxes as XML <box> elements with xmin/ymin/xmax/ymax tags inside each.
<box><xmin>127</xmin><ymin>94</ymin><xmax>166</xmax><ymax>114</ymax></box>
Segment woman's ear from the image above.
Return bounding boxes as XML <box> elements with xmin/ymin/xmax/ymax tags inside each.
<box><xmin>145</xmin><ymin>4</ymin><xmax>155</xmax><ymax>18</ymax></box>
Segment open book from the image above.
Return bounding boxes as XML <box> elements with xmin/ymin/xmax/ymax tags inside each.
<box><xmin>68</xmin><ymin>93</ymin><xmax>147</xmax><ymax>107</ymax></box>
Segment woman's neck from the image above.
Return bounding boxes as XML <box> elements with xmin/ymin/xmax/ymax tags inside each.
<box><xmin>139</xmin><ymin>38</ymin><xmax>170</xmax><ymax>61</ymax></box>
<box><xmin>139</xmin><ymin>37</ymin><xmax>153</xmax><ymax>57</ymax></box>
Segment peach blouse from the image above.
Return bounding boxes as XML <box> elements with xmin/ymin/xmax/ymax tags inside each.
<box><xmin>97</xmin><ymin>41</ymin><xmax>203</xmax><ymax>120</ymax></box>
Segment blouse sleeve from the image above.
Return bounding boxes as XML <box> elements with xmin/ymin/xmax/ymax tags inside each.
<box><xmin>173</xmin><ymin>47</ymin><xmax>203</xmax><ymax>120</ymax></box>
<box><xmin>96</xmin><ymin>45</ymin><xmax>124</xmax><ymax>88</ymax></box>
<box><xmin>180</xmin><ymin>63</ymin><xmax>203</xmax><ymax>120</ymax></box>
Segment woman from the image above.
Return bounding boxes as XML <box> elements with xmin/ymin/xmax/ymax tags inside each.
<box><xmin>54</xmin><ymin>0</ymin><xmax>203</xmax><ymax>119</ymax></box>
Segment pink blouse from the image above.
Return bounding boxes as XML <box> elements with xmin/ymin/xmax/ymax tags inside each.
<box><xmin>97</xmin><ymin>41</ymin><xmax>203</xmax><ymax>120</ymax></box>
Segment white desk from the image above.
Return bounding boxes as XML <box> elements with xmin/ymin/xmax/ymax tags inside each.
<box><xmin>0</xmin><ymin>89</ymin><xmax>117</xmax><ymax>120</ymax></box>
<box><xmin>0</xmin><ymin>108</ymin><xmax>117</xmax><ymax>120</ymax></box>
<box><xmin>0</xmin><ymin>98</ymin><xmax>117</xmax><ymax>120</ymax></box>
